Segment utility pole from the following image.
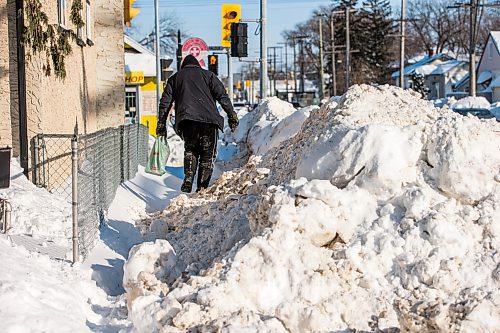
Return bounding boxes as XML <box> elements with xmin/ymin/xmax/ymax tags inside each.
<box><xmin>319</xmin><ymin>16</ymin><xmax>325</xmax><ymax>100</ymax></box>
<box><xmin>260</xmin><ymin>0</ymin><xmax>268</xmax><ymax>99</ymax></box>
<box><xmin>278</xmin><ymin>42</ymin><xmax>289</xmax><ymax>101</ymax></box>
<box><xmin>299</xmin><ymin>39</ymin><xmax>305</xmax><ymax>92</ymax></box>
<box><xmin>154</xmin><ymin>0</ymin><xmax>161</xmax><ymax>114</ymax></box>
<box><xmin>330</xmin><ymin>14</ymin><xmax>337</xmax><ymax>97</ymax></box>
<box><xmin>273</xmin><ymin>47</ymin><xmax>276</xmax><ymax>96</ymax></box>
<box><xmin>400</xmin><ymin>0</ymin><xmax>405</xmax><ymax>89</ymax></box>
<box><xmin>470</xmin><ymin>0</ymin><xmax>477</xmax><ymax>96</ymax></box>
<box><xmin>345</xmin><ymin>5</ymin><xmax>350</xmax><ymax>91</ymax></box>
<box><xmin>447</xmin><ymin>1</ymin><xmax>499</xmax><ymax>97</ymax></box>
<box><xmin>268</xmin><ymin>46</ymin><xmax>282</xmax><ymax>97</ymax></box>
<box><xmin>292</xmin><ymin>37</ymin><xmax>297</xmax><ymax>92</ymax></box>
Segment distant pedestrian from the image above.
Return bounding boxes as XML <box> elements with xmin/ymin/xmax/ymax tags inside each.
<box><xmin>156</xmin><ymin>55</ymin><xmax>239</xmax><ymax>193</ymax></box>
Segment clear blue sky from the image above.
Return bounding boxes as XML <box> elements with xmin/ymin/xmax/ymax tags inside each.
<box><xmin>130</xmin><ymin>0</ymin><xmax>402</xmax><ymax>75</ymax></box>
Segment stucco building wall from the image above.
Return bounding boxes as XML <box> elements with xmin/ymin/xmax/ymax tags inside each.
<box><xmin>94</xmin><ymin>0</ymin><xmax>125</xmax><ymax>129</ymax></box>
<box><xmin>0</xmin><ymin>0</ymin><xmax>12</xmax><ymax>148</ymax></box>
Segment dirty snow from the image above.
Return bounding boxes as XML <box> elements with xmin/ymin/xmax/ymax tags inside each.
<box><xmin>2</xmin><ymin>83</ymin><xmax>499</xmax><ymax>333</ymax></box>
<box><xmin>130</xmin><ymin>84</ymin><xmax>500</xmax><ymax>332</ymax></box>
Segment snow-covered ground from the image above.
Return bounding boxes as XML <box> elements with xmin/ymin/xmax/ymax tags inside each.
<box><xmin>1</xmin><ymin>84</ymin><xmax>499</xmax><ymax>332</ymax></box>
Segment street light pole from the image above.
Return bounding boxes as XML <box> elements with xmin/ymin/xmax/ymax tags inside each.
<box><xmin>154</xmin><ymin>0</ymin><xmax>161</xmax><ymax>115</ymax></box>
<box><xmin>260</xmin><ymin>0</ymin><xmax>268</xmax><ymax>99</ymax></box>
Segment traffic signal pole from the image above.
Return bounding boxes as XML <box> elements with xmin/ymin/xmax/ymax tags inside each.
<box><xmin>260</xmin><ymin>0</ymin><xmax>268</xmax><ymax>99</ymax></box>
<box><xmin>400</xmin><ymin>0</ymin><xmax>405</xmax><ymax>89</ymax></box>
<box><xmin>154</xmin><ymin>0</ymin><xmax>161</xmax><ymax>115</ymax></box>
<box><xmin>227</xmin><ymin>48</ymin><xmax>233</xmax><ymax>104</ymax></box>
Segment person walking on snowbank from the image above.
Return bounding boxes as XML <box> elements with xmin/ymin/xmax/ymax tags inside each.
<box><xmin>156</xmin><ymin>55</ymin><xmax>239</xmax><ymax>193</ymax></box>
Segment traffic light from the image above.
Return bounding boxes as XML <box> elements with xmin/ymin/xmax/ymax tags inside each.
<box><xmin>208</xmin><ymin>55</ymin><xmax>219</xmax><ymax>75</ymax></box>
<box><xmin>124</xmin><ymin>0</ymin><xmax>140</xmax><ymax>26</ymax></box>
<box><xmin>221</xmin><ymin>4</ymin><xmax>241</xmax><ymax>48</ymax></box>
<box><xmin>230</xmin><ymin>23</ymin><xmax>248</xmax><ymax>58</ymax></box>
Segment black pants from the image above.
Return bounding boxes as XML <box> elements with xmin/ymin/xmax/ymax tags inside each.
<box><xmin>179</xmin><ymin>120</ymin><xmax>219</xmax><ymax>190</ymax></box>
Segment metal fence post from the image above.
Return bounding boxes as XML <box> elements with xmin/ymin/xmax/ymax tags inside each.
<box><xmin>33</xmin><ymin>136</ymin><xmax>39</xmax><ymax>186</ymax></box>
<box><xmin>71</xmin><ymin>136</ymin><xmax>78</xmax><ymax>263</ymax></box>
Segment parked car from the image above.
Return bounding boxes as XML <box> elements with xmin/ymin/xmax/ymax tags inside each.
<box><xmin>452</xmin><ymin>107</ymin><xmax>496</xmax><ymax>120</ymax></box>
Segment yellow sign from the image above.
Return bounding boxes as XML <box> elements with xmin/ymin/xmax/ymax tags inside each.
<box><xmin>245</xmin><ymin>80</ymin><xmax>251</xmax><ymax>87</ymax></box>
<box><xmin>236</xmin><ymin>80</ymin><xmax>241</xmax><ymax>89</ymax></box>
<box><xmin>221</xmin><ymin>4</ymin><xmax>241</xmax><ymax>48</ymax></box>
<box><xmin>125</xmin><ymin>71</ymin><xmax>144</xmax><ymax>84</ymax></box>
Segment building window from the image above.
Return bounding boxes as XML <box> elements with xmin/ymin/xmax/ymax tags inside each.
<box><xmin>76</xmin><ymin>2</ymin><xmax>85</xmax><ymax>46</ymax></box>
<box><xmin>489</xmin><ymin>42</ymin><xmax>494</xmax><ymax>59</ymax></box>
<box><xmin>86</xmin><ymin>0</ymin><xmax>93</xmax><ymax>45</ymax></box>
<box><xmin>125</xmin><ymin>90</ymin><xmax>138</xmax><ymax>123</ymax></box>
<box><xmin>58</xmin><ymin>0</ymin><xmax>67</xmax><ymax>28</ymax></box>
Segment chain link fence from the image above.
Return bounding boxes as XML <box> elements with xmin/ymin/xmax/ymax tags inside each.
<box><xmin>32</xmin><ymin>123</ymin><xmax>149</xmax><ymax>261</ymax></box>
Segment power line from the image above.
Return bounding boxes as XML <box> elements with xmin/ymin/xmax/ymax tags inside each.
<box><xmin>134</xmin><ymin>0</ymin><xmax>323</xmax><ymax>8</ymax></box>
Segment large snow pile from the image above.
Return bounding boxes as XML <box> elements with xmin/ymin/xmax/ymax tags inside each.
<box><xmin>131</xmin><ymin>85</ymin><xmax>500</xmax><ymax>332</ymax></box>
<box><xmin>0</xmin><ymin>160</ymin><xmax>71</xmax><ymax>246</ymax></box>
<box><xmin>225</xmin><ymin>97</ymin><xmax>318</xmax><ymax>157</ymax></box>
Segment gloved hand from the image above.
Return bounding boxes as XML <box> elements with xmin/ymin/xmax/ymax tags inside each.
<box><xmin>228</xmin><ymin>112</ymin><xmax>239</xmax><ymax>132</ymax></box>
<box><xmin>156</xmin><ymin>122</ymin><xmax>167</xmax><ymax>137</ymax></box>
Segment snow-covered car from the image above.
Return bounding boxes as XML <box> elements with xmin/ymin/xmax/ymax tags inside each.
<box><xmin>452</xmin><ymin>107</ymin><xmax>496</xmax><ymax>120</ymax></box>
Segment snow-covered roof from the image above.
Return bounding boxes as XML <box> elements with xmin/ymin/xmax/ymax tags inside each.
<box><xmin>454</xmin><ymin>72</ymin><xmax>470</xmax><ymax>89</ymax></box>
<box><xmin>490</xmin><ymin>31</ymin><xmax>500</xmax><ymax>53</ymax></box>
<box><xmin>431</xmin><ymin>60</ymin><xmax>466</xmax><ymax>75</ymax></box>
<box><xmin>489</xmin><ymin>75</ymin><xmax>500</xmax><ymax>88</ymax></box>
<box><xmin>124</xmin><ymin>35</ymin><xmax>155</xmax><ymax>56</ymax></box>
<box><xmin>125</xmin><ymin>53</ymin><xmax>157</xmax><ymax>77</ymax></box>
<box><xmin>392</xmin><ymin>53</ymin><xmax>453</xmax><ymax>79</ymax></box>
<box><xmin>477</xmin><ymin>70</ymin><xmax>492</xmax><ymax>84</ymax></box>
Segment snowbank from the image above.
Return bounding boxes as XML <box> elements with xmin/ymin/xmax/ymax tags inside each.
<box><xmin>131</xmin><ymin>85</ymin><xmax>500</xmax><ymax>332</ymax></box>
<box><xmin>0</xmin><ymin>237</ymin><xmax>98</xmax><ymax>332</ymax></box>
<box><xmin>0</xmin><ymin>160</ymin><xmax>71</xmax><ymax>246</ymax></box>
<box><xmin>225</xmin><ymin>97</ymin><xmax>317</xmax><ymax>157</ymax></box>
<box><xmin>451</xmin><ymin>96</ymin><xmax>491</xmax><ymax>109</ymax></box>
<box><xmin>490</xmin><ymin>102</ymin><xmax>500</xmax><ymax>121</ymax></box>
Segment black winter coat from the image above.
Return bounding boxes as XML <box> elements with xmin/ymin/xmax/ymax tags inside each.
<box><xmin>158</xmin><ymin>56</ymin><xmax>234</xmax><ymax>135</ymax></box>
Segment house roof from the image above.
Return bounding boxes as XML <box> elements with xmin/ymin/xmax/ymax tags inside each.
<box><xmin>454</xmin><ymin>73</ymin><xmax>469</xmax><ymax>89</ymax></box>
<box><xmin>124</xmin><ymin>35</ymin><xmax>155</xmax><ymax>56</ymax></box>
<box><xmin>491</xmin><ymin>31</ymin><xmax>500</xmax><ymax>53</ymax></box>
<box><xmin>415</xmin><ymin>59</ymin><xmax>466</xmax><ymax>76</ymax></box>
<box><xmin>391</xmin><ymin>53</ymin><xmax>454</xmax><ymax>79</ymax></box>
<box><xmin>490</xmin><ymin>76</ymin><xmax>500</xmax><ymax>88</ymax></box>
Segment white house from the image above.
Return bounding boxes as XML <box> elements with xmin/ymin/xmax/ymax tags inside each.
<box><xmin>416</xmin><ymin>60</ymin><xmax>468</xmax><ymax>100</ymax></box>
<box><xmin>477</xmin><ymin>31</ymin><xmax>500</xmax><ymax>102</ymax></box>
<box><xmin>391</xmin><ymin>53</ymin><xmax>454</xmax><ymax>90</ymax></box>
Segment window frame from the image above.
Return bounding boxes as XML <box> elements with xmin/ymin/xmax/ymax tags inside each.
<box><xmin>58</xmin><ymin>0</ymin><xmax>67</xmax><ymax>29</ymax></box>
<box><xmin>86</xmin><ymin>0</ymin><xmax>94</xmax><ymax>46</ymax></box>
